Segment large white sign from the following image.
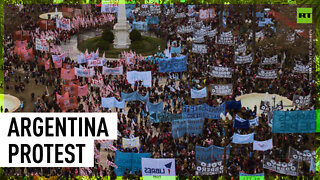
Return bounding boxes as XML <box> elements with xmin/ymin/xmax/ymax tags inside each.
<box><xmin>142</xmin><ymin>158</ymin><xmax>176</xmax><ymax>176</ymax></box>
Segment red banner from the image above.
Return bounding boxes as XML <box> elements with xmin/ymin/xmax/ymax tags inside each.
<box><xmin>65</xmin><ymin>79</ymin><xmax>80</xmax><ymax>86</ymax></box>
<box><xmin>61</xmin><ymin>84</ymin><xmax>78</xmax><ymax>97</ymax></box>
<box><xmin>61</xmin><ymin>68</ymin><xmax>76</xmax><ymax>80</ymax></box>
<box><xmin>59</xmin><ymin>97</ymin><xmax>78</xmax><ymax>111</ymax></box>
<box><xmin>56</xmin><ymin>92</ymin><xmax>69</xmax><ymax>104</ymax></box>
<box><xmin>77</xmin><ymin>84</ymin><xmax>88</xmax><ymax>96</ymax></box>
<box><xmin>45</xmin><ymin>59</ymin><xmax>51</xmax><ymax>70</ymax></box>
<box><xmin>63</xmin><ymin>63</ymin><xmax>74</xmax><ymax>70</ymax></box>
<box><xmin>54</xmin><ymin>59</ymin><xmax>62</xmax><ymax>69</ymax></box>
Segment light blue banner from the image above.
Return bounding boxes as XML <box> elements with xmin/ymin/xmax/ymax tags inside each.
<box><xmin>158</xmin><ymin>56</ymin><xmax>187</xmax><ymax>73</ymax></box>
<box><xmin>121</xmin><ymin>92</ymin><xmax>149</xmax><ymax>103</ymax></box>
<box><xmin>182</xmin><ymin>103</ymin><xmax>225</xmax><ymax>119</ymax></box>
<box><xmin>101</xmin><ymin>97</ymin><xmax>125</xmax><ymax>109</ymax></box>
<box><xmin>147</xmin><ymin>101</ymin><xmax>163</xmax><ymax>113</ymax></box>
<box><xmin>132</xmin><ymin>21</ymin><xmax>148</xmax><ymax>31</ymax></box>
<box><xmin>149</xmin><ymin>112</ymin><xmax>182</xmax><ymax>123</ymax></box>
<box><xmin>146</xmin><ymin>16</ymin><xmax>159</xmax><ymax>24</ymax></box>
<box><xmin>232</xmin><ymin>133</ymin><xmax>254</xmax><ymax>144</ymax></box>
<box><xmin>170</xmin><ymin>46</ymin><xmax>181</xmax><ymax>54</ymax></box>
<box><xmin>172</xmin><ymin>118</ymin><xmax>204</xmax><ymax>139</ymax></box>
<box><xmin>114</xmin><ymin>151</ymin><xmax>151</xmax><ymax>176</ymax></box>
<box><xmin>195</xmin><ymin>145</ymin><xmax>231</xmax><ymax>163</ymax></box>
<box><xmin>272</xmin><ymin>110</ymin><xmax>316</xmax><ymax>133</ymax></box>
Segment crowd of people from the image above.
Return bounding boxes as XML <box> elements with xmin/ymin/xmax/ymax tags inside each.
<box><xmin>2</xmin><ymin>3</ymin><xmax>317</xmax><ymax>178</ymax></box>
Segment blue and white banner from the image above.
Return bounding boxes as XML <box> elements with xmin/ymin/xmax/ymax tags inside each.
<box><xmin>195</xmin><ymin>145</ymin><xmax>231</xmax><ymax>163</ymax></box>
<box><xmin>127</xmin><ymin>71</ymin><xmax>152</xmax><ymax>87</ymax></box>
<box><xmin>56</xmin><ymin>18</ymin><xmax>71</xmax><ymax>30</ymax></box>
<box><xmin>234</xmin><ymin>54</ymin><xmax>253</xmax><ymax>64</ymax></box>
<box><xmin>253</xmin><ymin>139</ymin><xmax>273</xmax><ymax>151</ymax></box>
<box><xmin>234</xmin><ymin>115</ymin><xmax>259</xmax><ymax>128</ymax></box>
<box><xmin>146</xmin><ymin>101</ymin><xmax>163</xmax><ymax>113</ymax></box>
<box><xmin>262</xmin><ymin>55</ymin><xmax>278</xmax><ymax>65</ymax></box>
<box><xmin>101</xmin><ymin>97</ymin><xmax>125</xmax><ymax>109</ymax></box>
<box><xmin>210</xmin><ymin>66</ymin><xmax>232</xmax><ymax>78</ymax></box>
<box><xmin>170</xmin><ymin>46</ymin><xmax>181</xmax><ymax>54</ymax></box>
<box><xmin>114</xmin><ymin>151</ymin><xmax>151</xmax><ymax>176</ymax></box>
<box><xmin>102</xmin><ymin>66</ymin><xmax>123</xmax><ymax>75</ymax></box>
<box><xmin>272</xmin><ymin>110</ymin><xmax>316</xmax><ymax>133</ymax></box>
<box><xmin>191</xmin><ymin>87</ymin><xmax>207</xmax><ymax>99</ymax></box>
<box><xmin>172</xmin><ymin>118</ymin><xmax>204</xmax><ymax>139</ymax></box>
<box><xmin>141</xmin><ymin>158</ymin><xmax>176</xmax><ymax>176</ymax></box>
<box><xmin>226</xmin><ymin>100</ymin><xmax>242</xmax><ymax>110</ymax></box>
<box><xmin>232</xmin><ymin>133</ymin><xmax>254</xmax><ymax>144</ymax></box>
<box><xmin>101</xmin><ymin>4</ymin><xmax>118</xmax><ymax>13</ymax></box>
<box><xmin>182</xmin><ymin>103</ymin><xmax>225</xmax><ymax>119</ymax></box>
<box><xmin>75</xmin><ymin>67</ymin><xmax>95</xmax><ymax>77</ymax></box>
<box><xmin>77</xmin><ymin>54</ymin><xmax>86</xmax><ymax>64</ymax></box>
<box><xmin>121</xmin><ymin>91</ymin><xmax>149</xmax><ymax>103</ymax></box>
<box><xmin>211</xmin><ymin>84</ymin><xmax>233</xmax><ymax>96</ymax></box>
<box><xmin>256</xmin><ymin>68</ymin><xmax>277</xmax><ymax>79</ymax></box>
<box><xmin>149</xmin><ymin>112</ymin><xmax>182</xmax><ymax>123</ymax></box>
<box><xmin>146</xmin><ymin>16</ymin><xmax>159</xmax><ymax>24</ymax></box>
<box><xmin>158</xmin><ymin>56</ymin><xmax>187</xmax><ymax>73</ymax></box>
<box><xmin>188</xmin><ymin>5</ymin><xmax>196</xmax><ymax>16</ymax></box>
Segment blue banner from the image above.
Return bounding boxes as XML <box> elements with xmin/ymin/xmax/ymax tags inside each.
<box><xmin>182</xmin><ymin>103</ymin><xmax>225</xmax><ymax>119</ymax></box>
<box><xmin>226</xmin><ymin>100</ymin><xmax>242</xmax><ymax>109</ymax></box>
<box><xmin>149</xmin><ymin>112</ymin><xmax>182</xmax><ymax>123</ymax></box>
<box><xmin>172</xmin><ymin>118</ymin><xmax>204</xmax><ymax>138</ymax></box>
<box><xmin>170</xmin><ymin>46</ymin><xmax>181</xmax><ymax>54</ymax></box>
<box><xmin>233</xmin><ymin>116</ymin><xmax>250</xmax><ymax>129</ymax></box>
<box><xmin>272</xmin><ymin>110</ymin><xmax>316</xmax><ymax>133</ymax></box>
<box><xmin>132</xmin><ymin>21</ymin><xmax>148</xmax><ymax>31</ymax></box>
<box><xmin>146</xmin><ymin>101</ymin><xmax>163</xmax><ymax>113</ymax></box>
<box><xmin>195</xmin><ymin>145</ymin><xmax>231</xmax><ymax>163</ymax></box>
<box><xmin>146</xmin><ymin>16</ymin><xmax>159</xmax><ymax>24</ymax></box>
<box><xmin>121</xmin><ymin>92</ymin><xmax>149</xmax><ymax>103</ymax></box>
<box><xmin>158</xmin><ymin>56</ymin><xmax>187</xmax><ymax>73</ymax></box>
<box><xmin>232</xmin><ymin>133</ymin><xmax>254</xmax><ymax>144</ymax></box>
<box><xmin>114</xmin><ymin>151</ymin><xmax>151</xmax><ymax>176</ymax></box>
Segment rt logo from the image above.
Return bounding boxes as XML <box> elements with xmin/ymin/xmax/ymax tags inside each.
<box><xmin>297</xmin><ymin>8</ymin><xmax>312</xmax><ymax>23</ymax></box>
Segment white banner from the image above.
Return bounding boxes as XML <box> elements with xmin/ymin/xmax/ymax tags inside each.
<box><xmin>127</xmin><ymin>71</ymin><xmax>152</xmax><ymax>87</ymax></box>
<box><xmin>216</xmin><ymin>31</ymin><xmax>234</xmax><ymax>45</ymax></box>
<box><xmin>56</xmin><ymin>18</ymin><xmax>71</xmax><ymax>30</ymax></box>
<box><xmin>102</xmin><ymin>66</ymin><xmax>123</xmax><ymax>75</ymax></box>
<box><xmin>122</xmin><ymin>137</ymin><xmax>140</xmax><ymax>149</ymax></box>
<box><xmin>174</xmin><ymin>12</ymin><xmax>186</xmax><ymax>19</ymax></box>
<box><xmin>263</xmin><ymin>157</ymin><xmax>298</xmax><ymax>176</ymax></box>
<box><xmin>177</xmin><ymin>25</ymin><xmax>193</xmax><ymax>34</ymax></box>
<box><xmin>253</xmin><ymin>139</ymin><xmax>273</xmax><ymax>151</ymax></box>
<box><xmin>292</xmin><ymin>94</ymin><xmax>310</xmax><ymax>107</ymax></box>
<box><xmin>75</xmin><ymin>67</ymin><xmax>95</xmax><ymax>77</ymax></box>
<box><xmin>235</xmin><ymin>43</ymin><xmax>246</xmax><ymax>55</ymax></box>
<box><xmin>191</xmin><ymin>87</ymin><xmax>207</xmax><ymax>99</ymax></box>
<box><xmin>211</xmin><ymin>66</ymin><xmax>232</xmax><ymax>78</ymax></box>
<box><xmin>193</xmin><ymin>35</ymin><xmax>205</xmax><ymax>43</ymax></box>
<box><xmin>35</xmin><ymin>38</ymin><xmax>49</xmax><ymax>52</ymax></box>
<box><xmin>256</xmin><ymin>68</ymin><xmax>277</xmax><ymax>79</ymax></box>
<box><xmin>262</xmin><ymin>55</ymin><xmax>278</xmax><ymax>65</ymax></box>
<box><xmin>234</xmin><ymin>54</ymin><xmax>253</xmax><ymax>64</ymax></box>
<box><xmin>293</xmin><ymin>63</ymin><xmax>309</xmax><ymax>73</ymax></box>
<box><xmin>192</xmin><ymin>44</ymin><xmax>207</xmax><ymax>54</ymax></box>
<box><xmin>142</xmin><ymin>158</ymin><xmax>176</xmax><ymax>176</ymax></box>
<box><xmin>195</xmin><ymin>161</ymin><xmax>223</xmax><ymax>176</ymax></box>
<box><xmin>88</xmin><ymin>59</ymin><xmax>104</xmax><ymax>67</ymax></box>
<box><xmin>211</xmin><ymin>84</ymin><xmax>232</xmax><ymax>96</ymax></box>
<box><xmin>288</xmin><ymin>146</ymin><xmax>316</xmax><ymax>163</ymax></box>
<box><xmin>101</xmin><ymin>97</ymin><xmax>125</xmax><ymax>109</ymax></box>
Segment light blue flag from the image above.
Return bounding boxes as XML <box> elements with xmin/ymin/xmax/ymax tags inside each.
<box><xmin>121</xmin><ymin>92</ymin><xmax>149</xmax><ymax>103</ymax></box>
<box><xmin>232</xmin><ymin>133</ymin><xmax>254</xmax><ymax>144</ymax></box>
<box><xmin>147</xmin><ymin>101</ymin><xmax>163</xmax><ymax>113</ymax></box>
<box><xmin>115</xmin><ymin>151</ymin><xmax>151</xmax><ymax>176</ymax></box>
<box><xmin>195</xmin><ymin>145</ymin><xmax>231</xmax><ymax>163</ymax></box>
<box><xmin>172</xmin><ymin>118</ymin><xmax>204</xmax><ymax>138</ymax></box>
<box><xmin>158</xmin><ymin>56</ymin><xmax>187</xmax><ymax>72</ymax></box>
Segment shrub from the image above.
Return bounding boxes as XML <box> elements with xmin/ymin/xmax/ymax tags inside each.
<box><xmin>97</xmin><ymin>39</ymin><xmax>110</xmax><ymax>51</ymax></box>
<box><xmin>130</xmin><ymin>29</ymin><xmax>142</xmax><ymax>42</ymax></box>
<box><xmin>101</xmin><ymin>29</ymin><xmax>114</xmax><ymax>43</ymax></box>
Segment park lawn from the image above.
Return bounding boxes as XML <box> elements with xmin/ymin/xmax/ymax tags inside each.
<box><xmin>78</xmin><ymin>36</ymin><xmax>166</xmax><ymax>58</ymax></box>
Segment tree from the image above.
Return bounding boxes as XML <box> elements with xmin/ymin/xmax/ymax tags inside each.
<box><xmin>101</xmin><ymin>29</ymin><xmax>114</xmax><ymax>43</ymax></box>
<box><xmin>130</xmin><ymin>29</ymin><xmax>142</xmax><ymax>42</ymax></box>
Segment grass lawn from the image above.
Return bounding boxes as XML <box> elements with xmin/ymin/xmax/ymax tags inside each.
<box><xmin>78</xmin><ymin>36</ymin><xmax>166</xmax><ymax>58</ymax></box>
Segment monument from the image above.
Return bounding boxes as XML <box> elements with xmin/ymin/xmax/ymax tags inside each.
<box><xmin>113</xmin><ymin>2</ymin><xmax>131</xmax><ymax>49</ymax></box>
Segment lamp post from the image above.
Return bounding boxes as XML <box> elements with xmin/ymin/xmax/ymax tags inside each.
<box><xmin>220</xmin><ymin>112</ymin><xmax>233</xmax><ymax>176</ymax></box>
<box><xmin>272</xmin><ymin>95</ymin><xmax>276</xmax><ymax>108</ymax></box>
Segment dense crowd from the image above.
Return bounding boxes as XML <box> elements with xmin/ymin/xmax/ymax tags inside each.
<box><xmin>2</xmin><ymin>3</ymin><xmax>317</xmax><ymax>178</ymax></box>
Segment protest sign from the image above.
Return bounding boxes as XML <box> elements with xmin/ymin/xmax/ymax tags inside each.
<box><xmin>232</xmin><ymin>133</ymin><xmax>254</xmax><ymax>144</ymax></box>
<box><xmin>288</xmin><ymin>146</ymin><xmax>316</xmax><ymax>163</ymax></box>
<box><xmin>256</xmin><ymin>68</ymin><xmax>277</xmax><ymax>79</ymax></box>
<box><xmin>146</xmin><ymin>101</ymin><xmax>163</xmax><ymax>113</ymax></box>
<box><xmin>121</xmin><ymin>91</ymin><xmax>149</xmax><ymax>103</ymax></box>
<box><xmin>192</xmin><ymin>44</ymin><xmax>207</xmax><ymax>54</ymax></box>
<box><xmin>127</xmin><ymin>71</ymin><xmax>152</xmax><ymax>87</ymax></box>
<box><xmin>158</xmin><ymin>56</ymin><xmax>187</xmax><ymax>73</ymax></box>
<box><xmin>172</xmin><ymin>118</ymin><xmax>204</xmax><ymax>139</ymax></box>
<box><xmin>262</xmin><ymin>55</ymin><xmax>278</xmax><ymax>65</ymax></box>
<box><xmin>253</xmin><ymin>139</ymin><xmax>273</xmax><ymax>151</ymax></box>
<box><xmin>195</xmin><ymin>145</ymin><xmax>231</xmax><ymax>163</ymax></box>
<box><xmin>101</xmin><ymin>97</ymin><xmax>125</xmax><ymax>109</ymax></box>
<box><xmin>191</xmin><ymin>87</ymin><xmax>207</xmax><ymax>99</ymax></box>
<box><xmin>141</xmin><ymin>158</ymin><xmax>176</xmax><ymax>176</ymax></box>
<box><xmin>216</xmin><ymin>31</ymin><xmax>234</xmax><ymax>45</ymax></box>
<box><xmin>75</xmin><ymin>67</ymin><xmax>95</xmax><ymax>77</ymax></box>
<box><xmin>195</xmin><ymin>161</ymin><xmax>223</xmax><ymax>176</ymax></box>
<box><xmin>211</xmin><ymin>84</ymin><xmax>233</xmax><ymax>96</ymax></box>
<box><xmin>263</xmin><ymin>156</ymin><xmax>298</xmax><ymax>176</ymax></box>
<box><xmin>122</xmin><ymin>137</ymin><xmax>140</xmax><ymax>149</ymax></box>
<box><xmin>292</xmin><ymin>94</ymin><xmax>310</xmax><ymax>107</ymax></box>
<box><xmin>149</xmin><ymin>112</ymin><xmax>182</xmax><ymax>123</ymax></box>
<box><xmin>210</xmin><ymin>66</ymin><xmax>232</xmax><ymax>78</ymax></box>
<box><xmin>102</xmin><ymin>66</ymin><xmax>123</xmax><ymax>75</ymax></box>
<box><xmin>114</xmin><ymin>151</ymin><xmax>150</xmax><ymax>176</ymax></box>
<box><xmin>293</xmin><ymin>63</ymin><xmax>309</xmax><ymax>73</ymax></box>
<box><xmin>182</xmin><ymin>103</ymin><xmax>225</xmax><ymax>119</ymax></box>
<box><xmin>234</xmin><ymin>54</ymin><xmax>253</xmax><ymax>64</ymax></box>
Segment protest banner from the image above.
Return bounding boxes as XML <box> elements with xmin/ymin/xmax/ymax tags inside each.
<box><xmin>253</xmin><ymin>139</ymin><xmax>273</xmax><ymax>151</ymax></box>
<box><xmin>114</xmin><ymin>151</ymin><xmax>150</xmax><ymax>176</ymax></box>
<box><xmin>235</xmin><ymin>43</ymin><xmax>246</xmax><ymax>55</ymax></box>
<box><xmin>132</xmin><ymin>21</ymin><xmax>148</xmax><ymax>31</ymax></box>
<box><xmin>293</xmin><ymin>63</ymin><xmax>309</xmax><ymax>73</ymax></box>
<box><xmin>172</xmin><ymin>118</ymin><xmax>204</xmax><ymax>139</ymax></box>
<box><xmin>122</xmin><ymin>137</ymin><xmax>140</xmax><ymax>149</ymax></box>
<box><xmin>232</xmin><ymin>133</ymin><xmax>254</xmax><ymax>144</ymax></box>
<box><xmin>195</xmin><ymin>145</ymin><xmax>231</xmax><ymax>163</ymax></box>
<box><xmin>234</xmin><ymin>114</ymin><xmax>259</xmax><ymax>128</ymax></box>
<box><xmin>56</xmin><ymin>18</ymin><xmax>71</xmax><ymax>30</ymax></box>
<box><xmin>263</xmin><ymin>156</ymin><xmax>298</xmax><ymax>176</ymax></box>
<box><xmin>192</xmin><ymin>44</ymin><xmax>207</xmax><ymax>54</ymax></box>
<box><xmin>210</xmin><ymin>66</ymin><xmax>232</xmax><ymax>78</ymax></box>
<box><xmin>101</xmin><ymin>97</ymin><xmax>125</xmax><ymax>109</ymax></box>
<box><xmin>35</xmin><ymin>38</ymin><xmax>49</xmax><ymax>52</ymax></box>
<box><xmin>158</xmin><ymin>56</ymin><xmax>187</xmax><ymax>73</ymax></box>
<box><xmin>121</xmin><ymin>91</ymin><xmax>149</xmax><ymax>103</ymax></box>
<box><xmin>292</xmin><ymin>94</ymin><xmax>310</xmax><ymax>107</ymax></box>
<box><xmin>170</xmin><ymin>46</ymin><xmax>181</xmax><ymax>54</ymax></box>
<box><xmin>88</xmin><ymin>59</ymin><xmax>104</xmax><ymax>67</ymax></box>
<box><xmin>256</xmin><ymin>68</ymin><xmax>277</xmax><ymax>79</ymax></box>
<box><xmin>141</xmin><ymin>158</ymin><xmax>176</xmax><ymax>176</ymax></box>
<box><xmin>216</xmin><ymin>31</ymin><xmax>234</xmax><ymax>45</ymax></box>
<box><xmin>177</xmin><ymin>25</ymin><xmax>193</xmax><ymax>34</ymax></box>
<box><xmin>234</xmin><ymin>54</ymin><xmax>253</xmax><ymax>64</ymax></box>
<box><xmin>272</xmin><ymin>110</ymin><xmax>316</xmax><ymax>133</ymax></box>
<box><xmin>59</xmin><ymin>97</ymin><xmax>78</xmax><ymax>111</ymax></box>
<box><xmin>288</xmin><ymin>146</ymin><xmax>316</xmax><ymax>163</ymax></box>
<box><xmin>77</xmin><ymin>84</ymin><xmax>88</xmax><ymax>96</ymax></box>
<box><xmin>195</xmin><ymin>161</ymin><xmax>223</xmax><ymax>176</ymax></box>
<box><xmin>182</xmin><ymin>103</ymin><xmax>225</xmax><ymax>119</ymax></box>
<box><xmin>191</xmin><ymin>87</ymin><xmax>207</xmax><ymax>99</ymax></box>
<box><xmin>149</xmin><ymin>112</ymin><xmax>182</xmax><ymax>123</ymax></box>
<box><xmin>61</xmin><ymin>68</ymin><xmax>76</xmax><ymax>80</ymax></box>
<box><xmin>226</xmin><ymin>100</ymin><xmax>242</xmax><ymax>110</ymax></box>
<box><xmin>102</xmin><ymin>66</ymin><xmax>123</xmax><ymax>75</ymax></box>
<box><xmin>74</xmin><ymin>67</ymin><xmax>95</xmax><ymax>77</ymax></box>
<box><xmin>174</xmin><ymin>12</ymin><xmax>186</xmax><ymax>19</ymax></box>
<box><xmin>262</xmin><ymin>55</ymin><xmax>278</xmax><ymax>65</ymax></box>
<box><xmin>211</xmin><ymin>84</ymin><xmax>233</xmax><ymax>96</ymax></box>
<box><xmin>127</xmin><ymin>71</ymin><xmax>152</xmax><ymax>87</ymax></box>
<box><xmin>146</xmin><ymin>101</ymin><xmax>163</xmax><ymax>113</ymax></box>
<box><xmin>61</xmin><ymin>85</ymin><xmax>78</xmax><ymax>97</ymax></box>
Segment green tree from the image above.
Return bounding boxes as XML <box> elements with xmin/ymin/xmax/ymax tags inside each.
<box><xmin>101</xmin><ymin>29</ymin><xmax>114</xmax><ymax>43</ymax></box>
<box><xmin>129</xmin><ymin>29</ymin><xmax>142</xmax><ymax>42</ymax></box>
